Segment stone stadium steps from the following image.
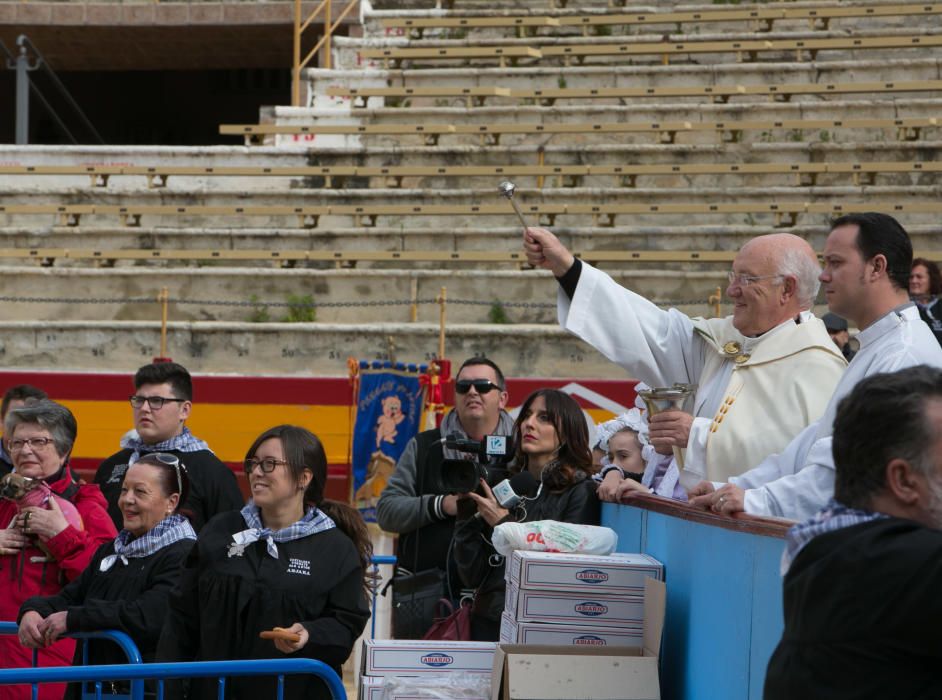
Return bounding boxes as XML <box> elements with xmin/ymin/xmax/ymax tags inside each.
<box><xmin>345</xmin><ymin>28</ymin><xmax>942</xmax><ymax>71</ymax></box>
<box><xmin>0</xmin><ymin>265</ymin><xmax>734</xmax><ymax>324</ymax></box>
<box><xmin>320</xmin><ymin>51</ymin><xmax>942</xmax><ymax>88</ymax></box>
<box><xmin>15</xmin><ymin>222</ymin><xmax>938</xmax><ymax>257</ymax></box>
<box><xmin>366</xmin><ymin>3</ymin><xmax>942</xmax><ymax>38</ymax></box>
<box><xmin>3</xmin><ymin>184</ymin><xmax>942</xmax><ymax>230</ymax></box>
<box><xmin>0</xmin><ymin>317</ymin><xmax>627</xmax><ymax>377</ymax></box>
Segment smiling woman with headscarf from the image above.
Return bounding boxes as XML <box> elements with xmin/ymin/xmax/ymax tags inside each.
<box><xmin>18</xmin><ymin>452</ymin><xmax>196</xmax><ymax>698</ymax></box>
<box><xmin>0</xmin><ymin>399</ymin><xmax>116</xmax><ymax>700</ymax></box>
<box><xmin>157</xmin><ymin>425</ymin><xmax>372</xmax><ymax>700</ymax></box>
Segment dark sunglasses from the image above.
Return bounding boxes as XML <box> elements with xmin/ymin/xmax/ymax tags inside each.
<box><xmin>455</xmin><ymin>379</ymin><xmax>501</xmax><ymax>395</ymax></box>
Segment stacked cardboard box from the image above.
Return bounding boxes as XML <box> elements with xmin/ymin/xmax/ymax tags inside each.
<box><xmin>357</xmin><ymin>639</ymin><xmax>496</xmax><ymax>700</ymax></box>
<box><xmin>499</xmin><ymin>551</ymin><xmax>663</xmax><ymax>648</ymax></box>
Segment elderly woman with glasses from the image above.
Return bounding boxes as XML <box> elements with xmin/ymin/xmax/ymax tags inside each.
<box><xmin>18</xmin><ymin>452</ymin><xmax>196</xmax><ymax>692</ymax></box>
<box><xmin>158</xmin><ymin>425</ymin><xmax>372</xmax><ymax>700</ymax></box>
<box><xmin>0</xmin><ymin>399</ymin><xmax>116</xmax><ymax>700</ymax></box>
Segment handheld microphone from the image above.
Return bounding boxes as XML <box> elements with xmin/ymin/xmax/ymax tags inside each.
<box><xmin>492</xmin><ymin>471</ymin><xmax>539</xmax><ymax>509</ymax></box>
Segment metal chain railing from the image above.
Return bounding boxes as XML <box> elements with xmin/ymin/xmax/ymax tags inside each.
<box><xmin>0</xmin><ymin>294</ymin><xmax>731</xmax><ymax>309</ymax></box>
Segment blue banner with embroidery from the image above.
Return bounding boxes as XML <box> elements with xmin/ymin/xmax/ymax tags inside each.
<box><xmin>352</xmin><ymin>361</ymin><xmax>425</xmax><ymax>521</ymax></box>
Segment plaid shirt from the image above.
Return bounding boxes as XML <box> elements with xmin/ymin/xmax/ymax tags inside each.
<box><xmin>781</xmin><ymin>498</ymin><xmax>887</xmax><ymax>575</ymax></box>
<box><xmin>232</xmin><ymin>502</ymin><xmax>336</xmax><ymax>559</ymax></box>
<box><xmin>100</xmin><ymin>514</ymin><xmax>197</xmax><ymax>572</ymax></box>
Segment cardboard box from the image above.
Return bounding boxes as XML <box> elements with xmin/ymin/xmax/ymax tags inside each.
<box><xmin>499</xmin><ymin>611</ymin><xmax>644</xmax><ymax>648</ymax></box>
<box><xmin>358</xmin><ymin>675</ymin><xmax>384</xmax><ymax>700</ymax></box>
<box><xmin>506</xmin><ymin>586</ymin><xmax>646</xmax><ymax>628</ymax></box>
<box><xmin>491</xmin><ymin>578</ymin><xmax>665</xmax><ymax>700</ymax></box>
<box><xmin>505</xmin><ymin>551</ymin><xmax>663</xmax><ymax>595</ymax></box>
<box><xmin>361</xmin><ymin>639</ymin><xmax>497</xmax><ymax>677</ymax></box>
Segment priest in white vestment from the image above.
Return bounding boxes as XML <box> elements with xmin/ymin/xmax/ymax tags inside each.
<box><xmin>523</xmin><ymin>228</ymin><xmax>847</xmax><ymax>492</ymax></box>
<box><xmin>690</xmin><ymin>213</ymin><xmax>942</xmax><ymax>520</ymax></box>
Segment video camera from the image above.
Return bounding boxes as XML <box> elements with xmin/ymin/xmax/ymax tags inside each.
<box><xmin>438</xmin><ymin>434</ymin><xmax>513</xmax><ymax>493</ymax></box>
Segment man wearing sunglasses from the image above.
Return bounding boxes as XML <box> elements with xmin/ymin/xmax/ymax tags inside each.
<box><xmin>376</xmin><ymin>357</ymin><xmax>514</xmax><ymax>638</ymax></box>
<box><xmin>523</xmin><ymin>225</ymin><xmax>846</xmax><ymax>497</ymax></box>
<box><xmin>94</xmin><ymin>362</ymin><xmax>244</xmax><ymax>532</ymax></box>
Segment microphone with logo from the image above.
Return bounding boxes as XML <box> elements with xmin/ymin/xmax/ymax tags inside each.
<box><xmin>474</xmin><ymin>470</ymin><xmax>540</xmax><ymax>521</ymax></box>
<box><xmin>438</xmin><ymin>434</ymin><xmax>513</xmax><ymax>493</ymax></box>
<box><xmin>492</xmin><ymin>470</ymin><xmax>539</xmax><ymax>509</ymax></box>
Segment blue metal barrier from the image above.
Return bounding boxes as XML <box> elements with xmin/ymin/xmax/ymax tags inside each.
<box><xmin>0</xmin><ymin>658</ymin><xmax>346</xmax><ymax>700</ymax></box>
<box><xmin>0</xmin><ymin>621</ymin><xmax>145</xmax><ymax>700</ymax></box>
<box><xmin>369</xmin><ymin>554</ymin><xmax>397</xmax><ymax>639</ymax></box>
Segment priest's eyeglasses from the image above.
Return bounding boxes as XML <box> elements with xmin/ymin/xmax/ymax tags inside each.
<box><xmin>727</xmin><ymin>272</ymin><xmax>785</xmax><ymax>288</ymax></box>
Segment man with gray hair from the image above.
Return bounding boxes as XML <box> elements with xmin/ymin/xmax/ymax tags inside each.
<box><xmin>523</xmin><ymin>228</ymin><xmax>846</xmax><ymax>489</ymax></box>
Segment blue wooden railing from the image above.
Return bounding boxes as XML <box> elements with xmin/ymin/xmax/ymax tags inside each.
<box><xmin>603</xmin><ymin>495</ymin><xmax>792</xmax><ymax>700</ymax></box>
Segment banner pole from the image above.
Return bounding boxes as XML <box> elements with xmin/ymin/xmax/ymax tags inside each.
<box><xmin>437</xmin><ymin>286</ymin><xmax>447</xmax><ymax>361</ymax></box>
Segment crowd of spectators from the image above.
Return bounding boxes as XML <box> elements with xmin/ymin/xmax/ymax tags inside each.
<box><xmin>1</xmin><ymin>211</ymin><xmax>941</xmax><ymax>693</ymax></box>
<box><xmin>0</xmin><ymin>366</ymin><xmax>370</xmax><ymax>699</ymax></box>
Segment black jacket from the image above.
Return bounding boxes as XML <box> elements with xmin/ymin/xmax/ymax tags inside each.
<box><xmin>20</xmin><ymin>537</ymin><xmax>193</xmax><ymax>665</ymax></box>
<box><xmin>95</xmin><ymin>448</ymin><xmax>244</xmax><ymax>533</ymax></box>
<box><xmin>765</xmin><ymin>517</ymin><xmax>942</xmax><ymax>700</ymax></box>
<box><xmin>453</xmin><ymin>475</ymin><xmax>600</xmax><ymax>637</ymax></box>
<box><xmin>157</xmin><ymin>511</ymin><xmax>370</xmax><ymax>700</ymax></box>
<box><xmin>917</xmin><ymin>297</ymin><xmax>942</xmax><ymax>347</ymax></box>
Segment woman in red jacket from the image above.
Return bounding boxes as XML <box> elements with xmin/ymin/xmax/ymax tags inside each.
<box><xmin>0</xmin><ymin>399</ymin><xmax>116</xmax><ymax>700</ymax></box>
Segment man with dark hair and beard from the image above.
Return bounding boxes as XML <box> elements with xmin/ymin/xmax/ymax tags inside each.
<box><xmin>765</xmin><ymin>365</ymin><xmax>942</xmax><ymax>700</ymax></box>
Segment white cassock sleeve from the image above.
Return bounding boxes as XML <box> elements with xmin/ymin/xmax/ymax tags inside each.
<box><xmin>731</xmin><ymin>422</ymin><xmax>835</xmax><ymax>521</ymax></box>
<box><xmin>558</xmin><ymin>262</ymin><xmax>707</xmax><ymax>388</ymax></box>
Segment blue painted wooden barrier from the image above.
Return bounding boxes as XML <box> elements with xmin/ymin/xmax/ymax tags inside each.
<box><xmin>603</xmin><ymin>495</ymin><xmax>792</xmax><ymax>700</ymax></box>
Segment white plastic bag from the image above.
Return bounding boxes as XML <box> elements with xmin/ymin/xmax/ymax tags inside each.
<box><xmin>491</xmin><ymin>519</ymin><xmax>618</xmax><ymax>557</ymax></box>
<box><xmin>379</xmin><ymin>672</ymin><xmax>491</xmax><ymax>700</ymax></box>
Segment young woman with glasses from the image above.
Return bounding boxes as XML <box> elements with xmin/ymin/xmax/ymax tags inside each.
<box><xmin>18</xmin><ymin>452</ymin><xmax>196</xmax><ymax>697</ymax></box>
<box><xmin>158</xmin><ymin>425</ymin><xmax>372</xmax><ymax>700</ymax></box>
<box><xmin>453</xmin><ymin>389</ymin><xmax>601</xmax><ymax>641</ymax></box>
<box><xmin>0</xmin><ymin>400</ymin><xmax>116</xmax><ymax>700</ymax></box>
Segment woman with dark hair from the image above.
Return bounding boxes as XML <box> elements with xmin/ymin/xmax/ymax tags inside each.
<box><xmin>910</xmin><ymin>257</ymin><xmax>942</xmax><ymax>346</ymax></box>
<box><xmin>157</xmin><ymin>425</ymin><xmax>371</xmax><ymax>700</ymax></box>
<box><xmin>0</xmin><ymin>399</ymin><xmax>116</xmax><ymax>700</ymax></box>
<box><xmin>453</xmin><ymin>389</ymin><xmax>601</xmax><ymax>641</ymax></box>
<box><xmin>18</xmin><ymin>452</ymin><xmax>196</xmax><ymax>695</ymax></box>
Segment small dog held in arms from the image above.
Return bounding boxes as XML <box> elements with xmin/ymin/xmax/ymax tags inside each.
<box><xmin>0</xmin><ymin>472</ymin><xmax>84</xmax><ymax>560</ymax></box>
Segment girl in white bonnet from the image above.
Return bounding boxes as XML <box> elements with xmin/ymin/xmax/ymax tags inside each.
<box><xmin>594</xmin><ymin>408</ymin><xmax>651</xmax><ymax>501</ymax></box>
<box><xmin>595</xmin><ymin>387</ymin><xmax>688</xmax><ymax>503</ymax></box>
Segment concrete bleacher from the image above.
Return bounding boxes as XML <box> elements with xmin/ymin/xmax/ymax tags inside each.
<box><xmin>1</xmin><ymin>0</ymin><xmax>941</xmax><ymax>375</ymax></box>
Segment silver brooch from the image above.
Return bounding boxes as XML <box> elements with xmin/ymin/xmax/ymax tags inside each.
<box><xmin>227</xmin><ymin>542</ymin><xmax>247</xmax><ymax>558</ymax></box>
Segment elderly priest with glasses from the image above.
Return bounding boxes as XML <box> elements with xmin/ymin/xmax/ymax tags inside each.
<box><xmin>95</xmin><ymin>362</ymin><xmax>244</xmax><ymax>532</ymax></box>
<box><xmin>523</xmin><ymin>228</ymin><xmax>846</xmax><ymax>495</ymax></box>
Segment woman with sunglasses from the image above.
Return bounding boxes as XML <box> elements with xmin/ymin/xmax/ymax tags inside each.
<box><xmin>0</xmin><ymin>400</ymin><xmax>116</xmax><ymax>700</ymax></box>
<box><xmin>158</xmin><ymin>425</ymin><xmax>372</xmax><ymax>700</ymax></box>
<box><xmin>18</xmin><ymin>452</ymin><xmax>196</xmax><ymax>696</ymax></box>
<box><xmin>453</xmin><ymin>389</ymin><xmax>601</xmax><ymax>641</ymax></box>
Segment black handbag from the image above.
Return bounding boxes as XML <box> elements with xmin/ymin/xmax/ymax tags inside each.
<box><xmin>389</xmin><ymin>567</ymin><xmax>448</xmax><ymax>639</ymax></box>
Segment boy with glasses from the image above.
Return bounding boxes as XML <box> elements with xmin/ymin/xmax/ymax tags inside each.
<box><xmin>376</xmin><ymin>357</ymin><xmax>514</xmax><ymax>638</ymax></box>
<box><xmin>94</xmin><ymin>362</ymin><xmax>244</xmax><ymax>532</ymax></box>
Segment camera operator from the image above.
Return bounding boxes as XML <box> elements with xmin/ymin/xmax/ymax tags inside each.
<box><xmin>454</xmin><ymin>389</ymin><xmax>601</xmax><ymax>642</ymax></box>
<box><xmin>376</xmin><ymin>358</ymin><xmax>514</xmax><ymax>638</ymax></box>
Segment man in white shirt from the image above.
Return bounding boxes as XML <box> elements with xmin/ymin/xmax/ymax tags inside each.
<box><xmin>689</xmin><ymin>212</ymin><xmax>942</xmax><ymax>520</ymax></box>
<box><xmin>522</xmin><ymin>228</ymin><xmax>846</xmax><ymax>491</ymax></box>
